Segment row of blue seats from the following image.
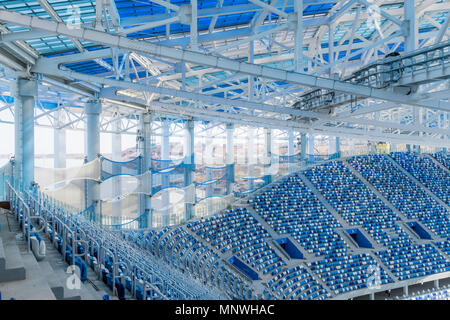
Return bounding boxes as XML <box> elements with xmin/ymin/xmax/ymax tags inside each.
<box><xmin>250</xmin><ymin>175</ymin><xmax>347</xmax><ymax>257</ymax></box>
<box><xmin>376</xmin><ymin>244</ymin><xmax>450</xmax><ymax>281</ymax></box>
<box><xmin>266</xmin><ymin>266</ymin><xmax>328</xmax><ymax>300</ymax></box>
<box><xmin>304</xmin><ymin>160</ymin><xmax>411</xmax><ymax>248</ymax></box>
<box><xmin>186</xmin><ymin>208</ymin><xmax>286</xmax><ymax>276</ymax></box>
<box><xmin>433</xmin><ymin>152</ymin><xmax>450</xmax><ymax>171</ymax></box>
<box><xmin>308</xmin><ymin>253</ymin><xmax>394</xmax><ymax>295</ymax></box>
<box><xmin>125</xmin><ymin>227</ymin><xmax>253</xmax><ymax>299</ymax></box>
<box><xmin>391</xmin><ymin>152</ymin><xmax>450</xmax><ymax>206</ymax></box>
<box><xmin>348</xmin><ymin>154</ymin><xmax>450</xmax><ymax>239</ymax></box>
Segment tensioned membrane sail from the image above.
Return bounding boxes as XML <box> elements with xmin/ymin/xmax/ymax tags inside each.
<box><xmin>194</xmin><ymin>194</ymin><xmax>234</xmax><ymax>219</ymax></box>
<box><xmin>35</xmin><ymin>158</ymin><xmax>101</xmax><ymax>189</ymax></box>
<box><xmin>0</xmin><ymin>161</ymin><xmax>12</xmax><ymax>200</ymax></box>
<box><xmin>101</xmin><ymin>156</ymin><xmax>140</xmax><ymax>180</ymax></box>
<box><xmin>196</xmin><ymin>179</ymin><xmax>231</xmax><ymax>201</ymax></box>
<box><xmin>31</xmin><ymin>152</ymin><xmax>304</xmax><ymax>227</ymax></box>
<box><xmin>43</xmin><ymin>179</ymin><xmax>86</xmax><ymax>211</ymax></box>
<box><xmin>99</xmin><ymin>171</ymin><xmax>152</xmax><ymax>201</ymax></box>
<box><xmin>152</xmin><ymin>165</ymin><xmax>186</xmax><ymax>193</ymax></box>
<box><xmin>150</xmin><ymin>185</ymin><xmax>196</xmax><ymax>227</ymax></box>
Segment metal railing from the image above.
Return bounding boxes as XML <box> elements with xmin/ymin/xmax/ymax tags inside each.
<box><xmin>3</xmin><ymin>177</ymin><xmax>221</xmax><ymax>300</ymax></box>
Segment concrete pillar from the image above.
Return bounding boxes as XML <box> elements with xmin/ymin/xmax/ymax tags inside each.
<box><xmin>111</xmin><ymin>117</ymin><xmax>122</xmax><ymax>220</ymax></box>
<box><xmin>161</xmin><ymin>119</ymin><xmax>170</xmax><ymax>226</ymax></box>
<box><xmin>184</xmin><ymin>119</ymin><xmax>195</xmax><ymax>221</ymax></box>
<box><xmin>369</xmin><ymin>292</ymin><xmax>375</xmax><ymax>300</ymax></box>
<box><xmin>226</xmin><ymin>123</ymin><xmax>234</xmax><ymax>195</ymax></box>
<box><xmin>138</xmin><ymin>112</ymin><xmax>152</xmax><ymax>228</ymax></box>
<box><xmin>434</xmin><ymin>279</ymin><xmax>439</xmax><ymax>289</ymax></box>
<box><xmin>404</xmin><ymin>285</ymin><xmax>409</xmax><ymax>296</ymax></box>
<box><xmin>14</xmin><ymin>78</ymin><xmax>37</xmax><ymax>190</ymax></box>
<box><xmin>85</xmin><ymin>99</ymin><xmax>101</xmax><ymax>220</ymax></box>
<box><xmin>54</xmin><ymin>109</ymin><xmax>66</xmax><ymax>169</ymax></box>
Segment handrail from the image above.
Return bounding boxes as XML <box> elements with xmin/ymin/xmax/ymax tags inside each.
<box><xmin>4</xmin><ymin>178</ymin><xmax>221</xmax><ymax>300</ymax></box>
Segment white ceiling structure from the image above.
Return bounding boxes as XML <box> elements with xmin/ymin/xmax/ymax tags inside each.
<box><xmin>0</xmin><ymin>0</ymin><xmax>448</xmax><ymax>147</ymax></box>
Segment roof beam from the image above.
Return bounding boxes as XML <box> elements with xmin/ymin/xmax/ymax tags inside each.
<box><xmin>101</xmin><ymin>90</ymin><xmax>450</xmax><ymax>148</ymax></box>
<box><xmin>3</xmin><ymin>9</ymin><xmax>447</xmax><ymax>111</ymax></box>
<box><xmin>31</xmin><ymin>62</ymin><xmax>448</xmax><ymax>136</ymax></box>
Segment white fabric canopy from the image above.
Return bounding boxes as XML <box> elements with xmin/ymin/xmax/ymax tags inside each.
<box><xmin>35</xmin><ymin>158</ymin><xmax>101</xmax><ymax>189</ymax></box>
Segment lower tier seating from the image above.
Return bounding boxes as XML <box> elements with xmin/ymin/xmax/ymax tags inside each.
<box><xmin>376</xmin><ymin>244</ymin><xmax>450</xmax><ymax>281</ymax></box>
<box><xmin>308</xmin><ymin>253</ymin><xmax>394</xmax><ymax>295</ymax></box>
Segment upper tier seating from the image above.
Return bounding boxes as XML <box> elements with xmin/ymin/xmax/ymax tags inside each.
<box><xmin>348</xmin><ymin>154</ymin><xmax>450</xmax><ymax>238</ymax></box>
<box><xmin>390</xmin><ymin>152</ymin><xmax>450</xmax><ymax>206</ymax></box>
<box><xmin>250</xmin><ymin>171</ymin><xmax>395</xmax><ymax>294</ymax></box>
<box><xmin>433</xmin><ymin>152</ymin><xmax>450</xmax><ymax>170</ymax></box>
<box><xmin>304</xmin><ymin>161</ymin><xmax>411</xmax><ymax>248</ymax></box>
<box><xmin>250</xmin><ymin>175</ymin><xmax>346</xmax><ymax>257</ymax></box>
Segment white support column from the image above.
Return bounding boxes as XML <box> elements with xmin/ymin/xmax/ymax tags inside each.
<box><xmin>348</xmin><ymin>138</ymin><xmax>355</xmax><ymax>156</ymax></box>
<box><xmin>247</xmin><ymin>127</ymin><xmax>256</xmax><ymax>191</ymax></box>
<box><xmin>162</xmin><ymin>119</ymin><xmax>170</xmax><ymax>226</ymax></box>
<box><xmin>138</xmin><ymin>112</ymin><xmax>152</xmax><ymax>228</ymax></box>
<box><xmin>328</xmin><ymin>22</ymin><xmax>335</xmax><ymax>76</ymax></box>
<box><xmin>264</xmin><ymin>128</ymin><xmax>272</xmax><ymax>184</ymax></box>
<box><xmin>328</xmin><ymin>136</ymin><xmax>337</xmax><ymax>154</ymax></box>
<box><xmin>112</xmin><ymin>117</ymin><xmax>122</xmax><ymax>220</ymax></box>
<box><xmin>300</xmin><ymin>133</ymin><xmax>307</xmax><ymax>161</ymax></box>
<box><xmin>184</xmin><ymin>119</ymin><xmax>194</xmax><ymax>221</ymax></box>
<box><xmin>336</xmin><ymin>136</ymin><xmax>340</xmax><ymax>155</ymax></box>
<box><xmin>404</xmin><ymin>0</ymin><xmax>416</xmax><ymax>52</ymax></box>
<box><xmin>226</xmin><ymin>123</ymin><xmax>234</xmax><ymax>195</ymax></box>
<box><xmin>390</xmin><ymin>143</ymin><xmax>397</xmax><ymax>152</ymax></box>
<box><xmin>54</xmin><ymin>109</ymin><xmax>66</xmax><ymax>169</ymax></box>
<box><xmin>288</xmin><ymin>130</ymin><xmax>295</xmax><ymax>172</ymax></box>
<box><xmin>14</xmin><ymin>78</ymin><xmax>37</xmax><ymax>191</ymax></box>
<box><xmin>248</xmin><ymin>40</ymin><xmax>255</xmax><ymax>100</ymax></box>
<box><xmin>85</xmin><ymin>99</ymin><xmax>101</xmax><ymax>220</ymax></box>
<box><xmin>307</xmin><ymin>133</ymin><xmax>314</xmax><ymax>155</ymax></box>
<box><xmin>294</xmin><ymin>0</ymin><xmax>304</xmax><ymax>73</ymax></box>
<box><xmin>191</xmin><ymin>0</ymin><xmax>198</xmax><ymax>49</ymax></box>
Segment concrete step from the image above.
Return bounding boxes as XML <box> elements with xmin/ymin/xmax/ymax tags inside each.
<box><xmin>0</xmin><ymin>232</ymin><xmax>26</xmax><ymax>283</ymax></box>
<box><xmin>0</xmin><ymin>246</ymin><xmax>56</xmax><ymax>300</ymax></box>
<box><xmin>38</xmin><ymin>232</ymin><xmax>116</xmax><ymax>300</ymax></box>
<box><xmin>38</xmin><ymin>260</ymin><xmax>82</xmax><ymax>300</ymax></box>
